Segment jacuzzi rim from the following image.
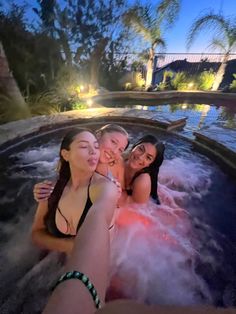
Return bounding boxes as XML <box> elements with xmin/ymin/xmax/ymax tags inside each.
<box><xmin>0</xmin><ymin>115</ymin><xmax>235</xmax><ymax>179</ymax></box>
<box><xmin>0</xmin><ymin>116</ymin><xmax>190</xmax><ymax>155</ymax></box>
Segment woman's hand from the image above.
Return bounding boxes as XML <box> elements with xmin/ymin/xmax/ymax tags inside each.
<box><xmin>33</xmin><ymin>180</ymin><xmax>54</xmax><ymax>202</ymax></box>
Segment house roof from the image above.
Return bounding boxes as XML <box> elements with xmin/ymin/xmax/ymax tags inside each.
<box><xmin>153</xmin><ymin>58</ymin><xmax>236</xmax><ymax>87</ymax></box>
<box><xmin>154</xmin><ymin>59</ymin><xmax>220</xmax><ymax>75</ymax></box>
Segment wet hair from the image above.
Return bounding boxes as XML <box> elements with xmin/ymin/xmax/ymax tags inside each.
<box><xmin>95</xmin><ymin>124</ymin><xmax>129</xmax><ymax>150</ymax></box>
<box><xmin>45</xmin><ymin>128</ymin><xmax>95</xmax><ymax>232</ymax></box>
<box><xmin>130</xmin><ymin>135</ymin><xmax>165</xmax><ymax>204</ymax></box>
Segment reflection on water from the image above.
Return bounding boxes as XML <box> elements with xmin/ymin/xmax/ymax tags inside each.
<box><xmin>167</xmin><ymin>103</ymin><xmax>236</xmax><ymax>131</ymax></box>
<box><xmin>0</xmin><ymin>124</ymin><xmax>236</xmax><ymax>313</ymax></box>
<box><xmin>220</xmin><ymin>106</ymin><xmax>236</xmax><ymax>129</ymax></box>
<box><xmin>100</xmin><ymin>99</ymin><xmax>236</xmax><ymax>137</ymax></box>
<box><xmin>141</xmin><ymin>104</ymin><xmax>236</xmax><ymax>135</ymax></box>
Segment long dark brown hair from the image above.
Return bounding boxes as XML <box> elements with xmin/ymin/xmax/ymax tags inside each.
<box><xmin>45</xmin><ymin>128</ymin><xmax>94</xmax><ymax>228</ymax></box>
<box><xmin>130</xmin><ymin>135</ymin><xmax>165</xmax><ymax>204</ymax></box>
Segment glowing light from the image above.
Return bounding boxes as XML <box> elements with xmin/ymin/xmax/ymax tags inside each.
<box><xmin>87</xmin><ymin>99</ymin><xmax>93</xmax><ymax>107</ymax></box>
<box><xmin>135</xmin><ymin>73</ymin><xmax>145</xmax><ymax>87</ymax></box>
<box><xmin>116</xmin><ymin>210</ymin><xmax>152</xmax><ymax>227</ymax></box>
<box><xmin>135</xmin><ymin>105</ymin><xmax>143</xmax><ymax>110</ymax></box>
<box><xmin>182</xmin><ymin>103</ymin><xmax>187</xmax><ymax>109</ymax></box>
<box><xmin>75</xmin><ymin>86</ymin><xmax>81</xmax><ymax>94</ymax></box>
<box><xmin>80</xmin><ymin>85</ymin><xmax>84</xmax><ymax>91</ymax></box>
<box><xmin>188</xmin><ymin>82</ymin><xmax>194</xmax><ymax>88</ymax></box>
<box><xmin>125</xmin><ymin>82</ymin><xmax>132</xmax><ymax>90</ymax></box>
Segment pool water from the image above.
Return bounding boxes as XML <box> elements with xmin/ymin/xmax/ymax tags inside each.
<box><xmin>0</xmin><ymin>122</ymin><xmax>235</xmax><ymax>313</ymax></box>
<box><xmin>98</xmin><ymin>99</ymin><xmax>236</xmax><ymax>138</ymax></box>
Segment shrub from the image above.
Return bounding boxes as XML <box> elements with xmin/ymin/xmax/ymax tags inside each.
<box><xmin>55</xmin><ymin>65</ymin><xmax>84</xmax><ymax>102</ymax></box>
<box><xmin>156</xmin><ymin>82</ymin><xmax>167</xmax><ymax>91</ymax></box>
<box><xmin>229</xmin><ymin>74</ymin><xmax>236</xmax><ymax>92</ymax></box>
<box><xmin>124</xmin><ymin>82</ymin><xmax>132</xmax><ymax>90</ymax></box>
<box><xmin>0</xmin><ymin>94</ymin><xmax>27</xmax><ymax>124</ymax></box>
<box><xmin>198</xmin><ymin>70</ymin><xmax>215</xmax><ymax>90</ymax></box>
<box><xmin>171</xmin><ymin>72</ymin><xmax>190</xmax><ymax>90</ymax></box>
<box><xmin>135</xmin><ymin>72</ymin><xmax>145</xmax><ymax>88</ymax></box>
<box><xmin>27</xmin><ymin>91</ymin><xmax>62</xmax><ymax>116</ymax></box>
<box><xmin>169</xmin><ymin>70</ymin><xmax>215</xmax><ymax>91</ymax></box>
<box><xmin>163</xmin><ymin>70</ymin><xmax>174</xmax><ymax>84</ymax></box>
<box><xmin>0</xmin><ymin>89</ymin><xmax>30</xmax><ymax>124</ymax></box>
<box><xmin>71</xmin><ymin>101</ymin><xmax>88</xmax><ymax>110</ymax></box>
<box><xmin>155</xmin><ymin>71</ymin><xmax>174</xmax><ymax>90</ymax></box>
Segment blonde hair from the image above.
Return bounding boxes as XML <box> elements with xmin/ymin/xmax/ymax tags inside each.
<box><xmin>95</xmin><ymin>124</ymin><xmax>129</xmax><ymax>138</ymax></box>
<box><xmin>96</xmin><ymin>124</ymin><xmax>129</xmax><ymax>166</ymax></box>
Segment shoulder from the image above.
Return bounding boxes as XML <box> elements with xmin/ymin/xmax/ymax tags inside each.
<box><xmin>133</xmin><ymin>173</ymin><xmax>151</xmax><ymax>187</ymax></box>
<box><xmin>92</xmin><ymin>172</ymin><xmax>110</xmax><ymax>185</ymax></box>
<box><xmin>90</xmin><ymin>173</ymin><xmax>118</xmax><ymax>200</ymax></box>
<box><xmin>131</xmin><ymin>173</ymin><xmax>151</xmax><ymax>203</ymax></box>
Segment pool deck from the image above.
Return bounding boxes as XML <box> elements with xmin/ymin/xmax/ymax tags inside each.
<box><xmin>0</xmin><ymin>106</ymin><xmax>235</xmax><ymax>177</ymax></box>
<box><xmin>92</xmin><ymin>90</ymin><xmax>236</xmax><ymax>106</ymax></box>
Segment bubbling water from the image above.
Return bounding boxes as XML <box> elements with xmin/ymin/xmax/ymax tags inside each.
<box><xmin>9</xmin><ymin>146</ymin><xmax>59</xmax><ymax>179</ymax></box>
<box><xmin>0</xmin><ymin>124</ymin><xmax>235</xmax><ymax>313</ymax></box>
<box><xmin>108</xmin><ymin>157</ymin><xmax>214</xmax><ymax>305</ymax></box>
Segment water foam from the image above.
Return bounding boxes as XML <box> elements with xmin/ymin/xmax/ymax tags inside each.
<box><xmin>1</xmin><ymin>138</ymin><xmax>235</xmax><ymax>311</ymax></box>
<box><xmin>8</xmin><ymin>146</ymin><xmax>59</xmax><ymax>179</ymax></box>
<box><xmin>108</xmin><ymin>157</ymin><xmax>216</xmax><ymax>305</ymax></box>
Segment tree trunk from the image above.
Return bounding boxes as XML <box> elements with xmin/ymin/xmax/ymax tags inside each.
<box><xmin>90</xmin><ymin>38</ymin><xmax>108</xmax><ymax>90</ymax></box>
<box><xmin>145</xmin><ymin>47</ymin><xmax>154</xmax><ymax>89</ymax></box>
<box><xmin>0</xmin><ymin>42</ymin><xmax>30</xmax><ymax>119</ymax></box>
<box><xmin>57</xmin><ymin>29</ymin><xmax>72</xmax><ymax>66</ymax></box>
<box><xmin>211</xmin><ymin>53</ymin><xmax>229</xmax><ymax>91</ymax></box>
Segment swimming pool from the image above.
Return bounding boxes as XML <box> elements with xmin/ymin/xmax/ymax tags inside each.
<box><xmin>0</xmin><ymin>122</ymin><xmax>235</xmax><ymax>312</ymax></box>
<box><xmin>98</xmin><ymin>99</ymin><xmax>236</xmax><ymax>138</ymax></box>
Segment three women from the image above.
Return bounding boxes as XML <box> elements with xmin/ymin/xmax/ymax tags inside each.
<box><xmin>32</xmin><ymin>124</ymin><xmax>165</xmax><ymax>253</ymax></box>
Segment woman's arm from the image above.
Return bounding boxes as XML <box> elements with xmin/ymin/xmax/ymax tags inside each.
<box><xmin>43</xmin><ymin>182</ymin><xmax>119</xmax><ymax>314</ymax></box>
<box><xmin>130</xmin><ymin>173</ymin><xmax>151</xmax><ymax>204</ymax></box>
<box><xmin>31</xmin><ymin>201</ymin><xmax>74</xmax><ymax>253</ymax></box>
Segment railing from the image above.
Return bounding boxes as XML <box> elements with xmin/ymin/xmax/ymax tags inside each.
<box><xmin>154</xmin><ymin>52</ymin><xmax>236</xmax><ymax>70</ymax></box>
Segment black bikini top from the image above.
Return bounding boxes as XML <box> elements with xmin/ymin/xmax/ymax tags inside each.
<box><xmin>126</xmin><ymin>188</ymin><xmax>133</xmax><ymax>196</ymax></box>
<box><xmin>46</xmin><ymin>177</ymin><xmax>93</xmax><ymax>238</ymax></box>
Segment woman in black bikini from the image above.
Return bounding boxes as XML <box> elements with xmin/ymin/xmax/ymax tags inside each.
<box><xmin>31</xmin><ymin>128</ymin><xmax>120</xmax><ymax>254</ymax></box>
<box><xmin>33</xmin><ymin>124</ymin><xmax>129</xmax><ymax>201</ymax></box>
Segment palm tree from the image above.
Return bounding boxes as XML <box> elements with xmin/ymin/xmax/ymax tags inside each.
<box><xmin>187</xmin><ymin>12</ymin><xmax>236</xmax><ymax>91</ymax></box>
<box><xmin>123</xmin><ymin>0</ymin><xmax>180</xmax><ymax>89</ymax></box>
